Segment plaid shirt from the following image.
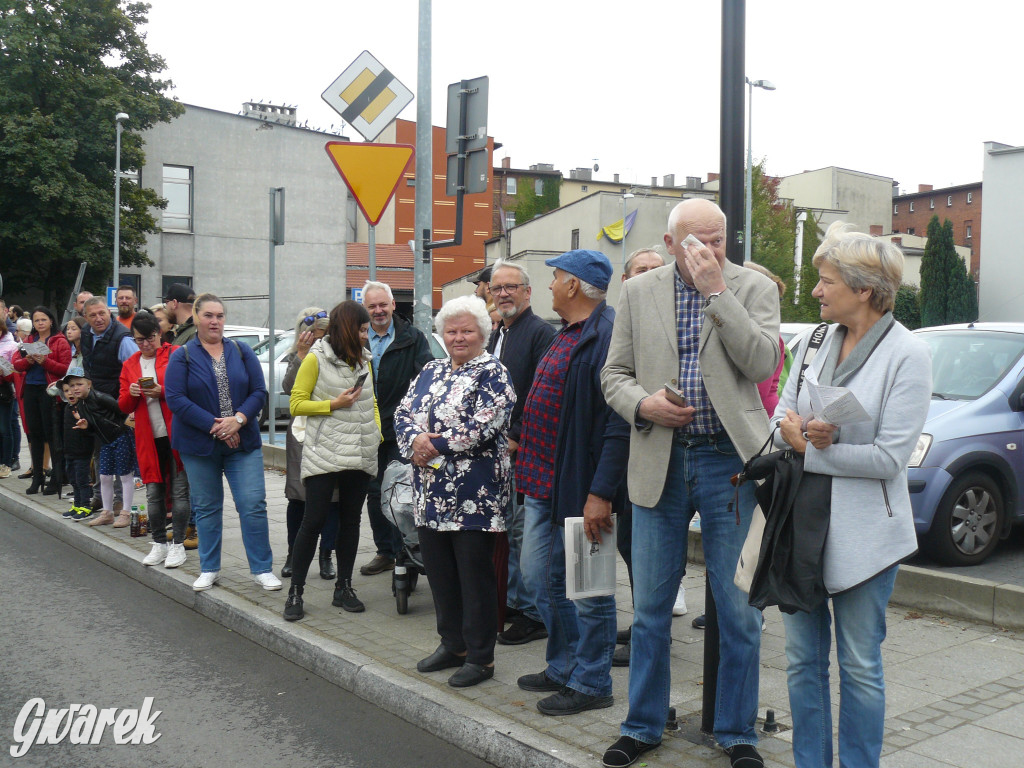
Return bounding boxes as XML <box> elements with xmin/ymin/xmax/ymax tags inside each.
<box><xmin>676</xmin><ymin>268</ymin><xmax>723</xmax><ymax>435</ymax></box>
<box><xmin>515</xmin><ymin>322</ymin><xmax>584</xmax><ymax>499</ymax></box>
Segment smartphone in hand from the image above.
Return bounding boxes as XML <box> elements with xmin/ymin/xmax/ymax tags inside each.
<box><xmin>663</xmin><ymin>383</ymin><xmax>688</xmax><ymax>408</ymax></box>
<box><xmin>353</xmin><ymin>372</ymin><xmax>369</xmax><ymax>389</ymax></box>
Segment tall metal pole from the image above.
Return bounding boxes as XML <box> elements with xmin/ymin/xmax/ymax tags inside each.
<box><xmin>113</xmin><ymin>113</ymin><xmax>128</xmax><ymax>290</ymax></box>
<box><xmin>368</xmin><ymin>223</ymin><xmax>377</xmax><ymax>280</ymax></box>
<box><xmin>744</xmin><ymin>79</ymin><xmax>754</xmax><ymax>263</ymax></box>
<box><xmin>413</xmin><ymin>0</ymin><xmax>433</xmax><ymax>336</ymax></box>
<box><xmin>268</xmin><ymin>188</ymin><xmax>278</xmax><ymax>446</ymax></box>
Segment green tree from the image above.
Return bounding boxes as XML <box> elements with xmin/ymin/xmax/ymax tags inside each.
<box><xmin>0</xmin><ymin>1</ymin><xmax>183</xmax><ymax>305</ymax></box>
<box><xmin>893</xmin><ymin>284</ymin><xmax>922</xmax><ymax>329</ymax></box>
<box><xmin>513</xmin><ymin>176</ymin><xmax>561</xmax><ymax>226</ymax></box>
<box><xmin>789</xmin><ymin>211</ymin><xmax>824</xmax><ymax>323</ymax></box>
<box><xmin>749</xmin><ymin>161</ymin><xmax>796</xmax><ymax>289</ymax></box>
<box><xmin>919</xmin><ymin>216</ymin><xmax>977</xmax><ymax>326</ymax></box>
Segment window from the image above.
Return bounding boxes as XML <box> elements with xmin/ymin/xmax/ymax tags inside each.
<box><xmin>967</xmin><ymin>191</ymin><xmax>973</xmax><ymax>204</ymax></box>
<box><xmin>571</xmin><ymin>229</ymin><xmax>580</xmax><ymax>249</ymax></box>
<box><xmin>907</xmin><ymin>227</ymin><xmax>915</xmax><ymax>235</ymax></box>
<box><xmin>119</xmin><ymin>273</ymin><xmax>141</xmax><ymax>298</ymax></box>
<box><xmin>930</xmin><ymin>198</ymin><xmax>935</xmax><ymax>209</ymax></box>
<box><xmin>161</xmin><ymin>275</ymin><xmax>192</xmax><ymax>299</ymax></box>
<box><xmin>893</xmin><ymin>204</ymin><xmax>898</xmax><ymax>214</ymax></box>
<box><xmin>535</xmin><ymin>178</ymin><xmax>544</xmax><ymax>195</ymax></box>
<box><xmin>966</xmin><ymin>223</ymin><xmax>973</xmax><ymax>239</ymax></box>
<box><xmin>162</xmin><ymin>165</ymin><xmax>193</xmax><ymax>232</ymax></box>
<box><xmin>909</xmin><ymin>202</ymin><xmax>914</xmax><ymax>212</ymax></box>
<box><xmin>504</xmin><ymin>212</ymin><xmax>516</xmax><ymax>231</ymax></box>
<box><xmin>947</xmin><ymin>195</ymin><xmax>953</xmax><ymax>207</ymax></box>
<box><xmin>506</xmin><ymin>177</ymin><xmax>517</xmax><ymax>195</ymax></box>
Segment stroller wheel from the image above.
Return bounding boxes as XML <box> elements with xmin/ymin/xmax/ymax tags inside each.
<box><xmin>396</xmin><ymin>587</ymin><xmax>409</xmax><ymax>615</ymax></box>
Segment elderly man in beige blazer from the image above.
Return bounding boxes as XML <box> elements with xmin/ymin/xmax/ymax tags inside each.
<box><xmin>599</xmin><ymin>199</ymin><xmax>780</xmax><ymax>768</ymax></box>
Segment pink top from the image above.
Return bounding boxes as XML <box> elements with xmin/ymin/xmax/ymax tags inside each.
<box><xmin>756</xmin><ymin>336</ymin><xmax>786</xmax><ymax>416</ymax></box>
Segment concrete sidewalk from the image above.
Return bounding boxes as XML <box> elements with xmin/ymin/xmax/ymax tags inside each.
<box><xmin>3</xmin><ymin>452</ymin><xmax>1024</xmax><ymax>768</ymax></box>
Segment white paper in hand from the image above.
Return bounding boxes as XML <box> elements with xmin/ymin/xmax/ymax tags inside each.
<box><xmin>564</xmin><ymin>515</ymin><xmax>618</xmax><ymax>599</ymax></box>
<box><xmin>804</xmin><ymin>372</ymin><xmax>871</xmax><ymax>426</ymax></box>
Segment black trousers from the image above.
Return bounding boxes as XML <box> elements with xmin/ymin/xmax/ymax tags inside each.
<box><xmin>290</xmin><ymin>469</ymin><xmax>370</xmax><ymax>589</ymax></box>
<box><xmin>418</xmin><ymin>527</ymin><xmax>498</xmax><ymax>666</ymax></box>
<box><xmin>22</xmin><ymin>384</ymin><xmax>56</xmax><ymax>482</ymax></box>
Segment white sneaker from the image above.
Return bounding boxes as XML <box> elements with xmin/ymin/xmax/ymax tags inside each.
<box><xmin>164</xmin><ymin>542</ymin><xmax>186</xmax><ymax>569</ymax></box>
<box><xmin>142</xmin><ymin>543</ymin><xmax>168</xmax><ymax>566</ymax></box>
<box><xmin>672</xmin><ymin>582</ymin><xmax>688</xmax><ymax>616</ymax></box>
<box><xmin>193</xmin><ymin>571</ymin><xmax>220</xmax><ymax>591</ymax></box>
<box><xmin>0</xmin><ymin>465</ymin><xmax>11</xmax><ymax>479</ymax></box>
<box><xmin>254</xmin><ymin>572</ymin><xmax>282</xmax><ymax>591</ymax></box>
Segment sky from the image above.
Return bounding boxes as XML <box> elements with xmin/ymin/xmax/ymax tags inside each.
<box><xmin>141</xmin><ymin>0</ymin><xmax>1021</xmax><ymax>194</ymax></box>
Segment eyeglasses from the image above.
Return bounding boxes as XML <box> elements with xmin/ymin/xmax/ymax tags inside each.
<box><xmin>133</xmin><ymin>333</ymin><xmax>159</xmax><ymax>346</ymax></box>
<box><xmin>302</xmin><ymin>311</ymin><xmax>328</xmax><ymax>326</ymax></box>
<box><xmin>488</xmin><ymin>283</ymin><xmax>523</xmax><ymax>295</ymax></box>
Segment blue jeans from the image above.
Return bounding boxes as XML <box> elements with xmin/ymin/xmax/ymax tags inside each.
<box><xmin>520</xmin><ymin>496</ymin><xmax>617</xmax><ymax>697</ymax></box>
<box><xmin>505</xmin><ymin>478</ymin><xmax>542</xmax><ymax>622</ymax></box>
<box><xmin>180</xmin><ymin>444</ymin><xmax>272</xmax><ymax>574</ymax></box>
<box><xmin>783</xmin><ymin>566</ymin><xmax>898</xmax><ymax>768</ymax></box>
<box><xmin>622</xmin><ymin>433</ymin><xmax>761</xmax><ymax>748</ymax></box>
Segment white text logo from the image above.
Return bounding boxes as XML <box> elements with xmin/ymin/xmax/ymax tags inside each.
<box><xmin>10</xmin><ymin>697</ymin><xmax>162</xmax><ymax>758</ymax></box>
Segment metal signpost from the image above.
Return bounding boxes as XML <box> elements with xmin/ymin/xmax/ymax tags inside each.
<box><xmin>268</xmin><ymin>187</ymin><xmax>285</xmax><ymax>445</ymax></box>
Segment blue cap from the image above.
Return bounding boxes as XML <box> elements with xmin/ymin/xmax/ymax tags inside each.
<box><xmin>544</xmin><ymin>249</ymin><xmax>613</xmax><ymax>291</ymax></box>
<box><xmin>59</xmin><ymin>366</ymin><xmax>88</xmax><ymax>385</ymax></box>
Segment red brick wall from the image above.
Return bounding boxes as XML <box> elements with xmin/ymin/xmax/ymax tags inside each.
<box><xmin>892</xmin><ymin>184</ymin><xmax>981</xmax><ymax>280</ymax></box>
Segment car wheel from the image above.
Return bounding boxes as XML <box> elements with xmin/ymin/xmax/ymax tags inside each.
<box><xmin>923</xmin><ymin>470</ymin><xmax>1004</xmax><ymax>566</ymax></box>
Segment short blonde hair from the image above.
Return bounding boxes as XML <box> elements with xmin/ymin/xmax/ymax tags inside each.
<box><xmin>812</xmin><ymin>222</ymin><xmax>903</xmax><ymax>313</ymax></box>
<box><xmin>434</xmin><ymin>295</ymin><xmax>491</xmax><ymax>340</ymax></box>
<box><xmin>192</xmin><ymin>293</ymin><xmax>224</xmax><ymax>321</ymax></box>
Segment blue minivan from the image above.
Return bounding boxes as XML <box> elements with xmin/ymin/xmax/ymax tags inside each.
<box><xmin>909</xmin><ymin>323</ymin><xmax>1024</xmax><ymax>565</ymax></box>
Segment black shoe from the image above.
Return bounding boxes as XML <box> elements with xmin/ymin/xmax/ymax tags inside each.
<box><xmin>725</xmin><ymin>744</ymin><xmax>764</xmax><ymax>768</ymax></box>
<box><xmin>318</xmin><ymin>548</ymin><xmax>336</xmax><ymax>580</ymax></box>
<box><xmin>359</xmin><ymin>554</ymin><xmax>395</xmax><ymax>575</ymax></box>
<box><xmin>283</xmin><ymin>585</ymin><xmax>304</xmax><ymax>622</ymax></box>
<box><xmin>42</xmin><ymin>480</ymin><xmax>60</xmax><ymax>496</ymax></box>
<box><xmin>26</xmin><ymin>475</ymin><xmax>42</xmax><ymax>494</ymax></box>
<box><xmin>517</xmin><ymin>670</ymin><xmax>563</xmax><ymax>692</ymax></box>
<box><xmin>18</xmin><ymin>469</ymin><xmax>33</xmax><ymax>479</ymax></box>
<box><xmin>332</xmin><ymin>579</ymin><xmax>365</xmax><ymax>612</ymax></box>
<box><xmin>616</xmin><ymin>626</ymin><xmax>631</xmax><ymax>645</ymax></box>
<box><xmin>10</xmin><ymin>460</ymin><xmax>20</xmax><ymax>472</ymax></box>
<box><xmin>692</xmin><ymin>614</ymin><xmax>706</xmax><ymax>630</ymax></box>
<box><xmin>602</xmin><ymin>736</ymin><xmax>660</xmax><ymax>768</ymax></box>
<box><xmin>448</xmin><ymin>663</ymin><xmax>493</xmax><ymax>688</ymax></box>
<box><xmin>416</xmin><ymin>644</ymin><xmax>466</xmax><ymax>673</ymax></box>
<box><xmin>504</xmin><ymin>605</ymin><xmax>522</xmax><ymax>621</ymax></box>
<box><xmin>612</xmin><ymin>641</ymin><xmax>631</xmax><ymax>667</ymax></box>
<box><xmin>280</xmin><ymin>549</ymin><xmax>293</xmax><ymax>578</ymax></box>
<box><xmin>537</xmin><ymin>687</ymin><xmax>613</xmax><ymax>716</ymax></box>
<box><xmin>497</xmin><ymin>615</ymin><xmax>548</xmax><ymax>645</ymax></box>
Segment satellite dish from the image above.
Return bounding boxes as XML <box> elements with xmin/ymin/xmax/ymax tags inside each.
<box><xmin>593</xmin><ymin>163</ymin><xmax>599</xmax><ymax>172</ymax></box>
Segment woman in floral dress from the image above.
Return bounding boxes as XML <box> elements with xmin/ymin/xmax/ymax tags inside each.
<box><xmin>394</xmin><ymin>295</ymin><xmax>516</xmax><ymax>688</ymax></box>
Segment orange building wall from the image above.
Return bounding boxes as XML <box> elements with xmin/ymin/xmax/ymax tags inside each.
<box><xmin>394</xmin><ymin>119</ymin><xmax>494</xmax><ymax>309</ymax></box>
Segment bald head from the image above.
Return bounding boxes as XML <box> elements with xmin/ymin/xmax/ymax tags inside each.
<box><xmin>667</xmin><ymin>198</ymin><xmax>726</xmax><ymax>240</ymax></box>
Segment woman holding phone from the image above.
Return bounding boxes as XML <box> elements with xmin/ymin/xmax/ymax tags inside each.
<box><xmin>282</xmin><ymin>300</ymin><xmax>381</xmax><ymax>622</ymax></box>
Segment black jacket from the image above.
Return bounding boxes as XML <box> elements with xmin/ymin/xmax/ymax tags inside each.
<box><xmin>487</xmin><ymin>306</ymin><xmax>555</xmax><ymax>444</ymax></box>
<box><xmin>66</xmin><ymin>388</ymin><xmax>126</xmax><ymax>450</ymax></box>
<box><xmin>82</xmin><ymin>321</ymin><xmax>130</xmax><ymax>397</ymax></box>
<box><xmin>374</xmin><ymin>315</ymin><xmax>433</xmax><ymax>442</ymax></box>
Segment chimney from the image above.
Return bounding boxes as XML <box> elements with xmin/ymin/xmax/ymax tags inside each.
<box><xmin>663</xmin><ymin>174</ymin><xmax>675</xmax><ymax>187</ymax></box>
<box><xmin>707</xmin><ymin>172</ymin><xmax>720</xmax><ymax>183</ymax></box>
<box><xmin>869</xmin><ymin>225</ymin><xmax>883</xmax><ymax>236</ymax></box>
<box><xmin>501</xmin><ymin>157</ymin><xmax>511</xmax><ymax>169</ymax></box>
<box><xmin>918</xmin><ymin>184</ymin><xmax>932</xmax><ymax>193</ymax></box>
<box><xmin>651</xmin><ymin>176</ymin><xmax>657</xmax><ymax>187</ymax></box>
<box><xmin>613</xmin><ymin>173</ymin><xmax>619</xmax><ymax>183</ymax></box>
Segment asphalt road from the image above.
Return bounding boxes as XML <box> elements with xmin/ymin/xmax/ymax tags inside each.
<box><xmin>0</xmin><ymin>509</ymin><xmax>493</xmax><ymax>768</ymax></box>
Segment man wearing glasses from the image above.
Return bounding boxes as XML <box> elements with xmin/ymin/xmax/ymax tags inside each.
<box><xmin>359</xmin><ymin>280</ymin><xmax>433</xmax><ymax>576</ymax></box>
<box><xmin>487</xmin><ymin>259</ymin><xmax>557</xmax><ymax>646</ymax></box>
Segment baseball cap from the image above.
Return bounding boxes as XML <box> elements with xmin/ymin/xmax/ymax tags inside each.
<box><xmin>544</xmin><ymin>249</ymin><xmax>613</xmax><ymax>291</ymax></box>
<box><xmin>164</xmin><ymin>283</ymin><xmax>195</xmax><ymax>303</ymax></box>
<box><xmin>467</xmin><ymin>266</ymin><xmax>493</xmax><ymax>285</ymax></box>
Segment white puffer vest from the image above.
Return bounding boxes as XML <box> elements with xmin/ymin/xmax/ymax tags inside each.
<box><xmin>300</xmin><ymin>340</ymin><xmax>380</xmax><ymax>481</ymax></box>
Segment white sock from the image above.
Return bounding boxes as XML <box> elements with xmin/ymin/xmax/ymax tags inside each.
<box><xmin>120</xmin><ymin>474</ymin><xmax>135</xmax><ymax>511</ymax></box>
<box><xmin>100</xmin><ymin>475</ymin><xmax>114</xmax><ymax>511</ymax></box>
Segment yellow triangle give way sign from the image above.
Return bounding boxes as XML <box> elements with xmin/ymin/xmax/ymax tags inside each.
<box><xmin>325</xmin><ymin>142</ymin><xmax>415</xmax><ymax>226</ymax></box>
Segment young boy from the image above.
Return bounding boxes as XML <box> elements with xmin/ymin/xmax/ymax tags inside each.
<box><xmin>58</xmin><ymin>368</ymin><xmax>126</xmax><ymax>522</ymax></box>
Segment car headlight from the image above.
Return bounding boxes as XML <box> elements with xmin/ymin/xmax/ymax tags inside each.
<box><xmin>908</xmin><ymin>433</ymin><xmax>932</xmax><ymax>468</ymax></box>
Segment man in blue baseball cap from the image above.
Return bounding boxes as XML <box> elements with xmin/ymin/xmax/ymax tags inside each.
<box><xmin>514</xmin><ymin>248</ymin><xmax>629</xmax><ymax>716</ymax></box>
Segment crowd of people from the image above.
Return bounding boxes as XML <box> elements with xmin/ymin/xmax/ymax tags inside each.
<box><xmin>0</xmin><ymin>198</ymin><xmax>932</xmax><ymax>768</ymax></box>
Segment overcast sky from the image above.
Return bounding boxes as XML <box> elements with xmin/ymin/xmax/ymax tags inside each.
<box><xmin>142</xmin><ymin>0</ymin><xmax>1019</xmax><ymax>193</ymax></box>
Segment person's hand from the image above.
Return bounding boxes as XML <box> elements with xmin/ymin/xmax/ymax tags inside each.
<box><xmin>141</xmin><ymin>382</ymin><xmax>162</xmax><ymax>398</ymax></box>
<box><xmin>295</xmin><ymin>330</ymin><xmax>315</xmax><ymax>359</ymax></box>
<box><xmin>638</xmin><ymin>389</ymin><xmax>695</xmax><ymax>428</ymax></box>
<box><xmin>128</xmin><ymin>382</ymin><xmax>142</xmax><ymax>397</ymax></box>
<box><xmin>225</xmin><ymin>433</ymin><xmax>240</xmax><ymax>449</ymax></box>
<box><xmin>805</xmin><ymin>418</ymin><xmax>837</xmax><ymax>451</ymax></box>
<box><xmin>28</xmin><ymin>354</ymin><xmax>45</xmax><ymax>365</ymax></box>
<box><xmin>210</xmin><ymin>416</ymin><xmax>242</xmax><ymax>441</ymax></box>
<box><xmin>411</xmin><ymin>432</ymin><xmax>441</xmax><ymax>467</ymax></box>
<box><xmin>583</xmin><ymin>494</ymin><xmax>613</xmax><ymax>544</ymax></box>
<box><xmin>73</xmin><ymin>412</ymin><xmax>88</xmax><ymax>430</ymax></box>
<box><xmin>507</xmin><ymin>438</ymin><xmax>519</xmax><ymax>455</ymax></box>
<box><xmin>780</xmin><ymin>409</ymin><xmax>808</xmax><ymax>454</ymax></box>
<box><xmin>682</xmin><ymin>241</ymin><xmax>727</xmax><ymax>298</ymax></box>
<box><xmin>330</xmin><ymin>385</ymin><xmax>362</xmax><ymax>410</ymax></box>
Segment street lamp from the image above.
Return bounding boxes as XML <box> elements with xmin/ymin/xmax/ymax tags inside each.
<box><xmin>621</xmin><ymin>193</ymin><xmax>634</xmax><ymax>267</ymax></box>
<box><xmin>113</xmin><ymin>112</ymin><xmax>129</xmax><ymax>290</ymax></box>
<box><xmin>744</xmin><ymin>78</ymin><xmax>775</xmax><ymax>263</ymax></box>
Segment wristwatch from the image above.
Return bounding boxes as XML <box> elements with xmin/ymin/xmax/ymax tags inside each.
<box><xmin>706</xmin><ymin>290</ymin><xmax>725</xmax><ymax>303</ymax></box>
<box><xmin>235</xmin><ymin>413</ymin><xmax>245</xmax><ymax>426</ymax></box>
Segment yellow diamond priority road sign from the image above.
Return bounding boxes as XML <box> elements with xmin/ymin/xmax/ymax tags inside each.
<box><xmin>325</xmin><ymin>142</ymin><xmax>414</xmax><ymax>226</ymax></box>
<box><xmin>322</xmin><ymin>51</ymin><xmax>414</xmax><ymax>142</ymax></box>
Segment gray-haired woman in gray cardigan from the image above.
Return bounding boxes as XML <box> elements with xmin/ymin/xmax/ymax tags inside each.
<box><xmin>771</xmin><ymin>221</ymin><xmax>932</xmax><ymax>768</ymax></box>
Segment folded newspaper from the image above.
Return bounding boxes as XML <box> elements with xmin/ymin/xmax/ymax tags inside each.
<box><xmin>564</xmin><ymin>515</ymin><xmax>618</xmax><ymax>599</ymax></box>
<box><xmin>803</xmin><ymin>368</ymin><xmax>871</xmax><ymax>426</ymax></box>
<box><xmin>0</xmin><ymin>356</ymin><xmax>13</xmax><ymax>376</ymax></box>
<box><xmin>21</xmin><ymin>341</ymin><xmax>51</xmax><ymax>356</ymax></box>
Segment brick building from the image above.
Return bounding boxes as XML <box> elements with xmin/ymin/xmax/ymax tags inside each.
<box><xmin>492</xmin><ymin>159</ymin><xmax>563</xmax><ymax>236</ymax></box>
<box><xmin>892</xmin><ymin>182</ymin><xmax>982</xmax><ymax>280</ymax></box>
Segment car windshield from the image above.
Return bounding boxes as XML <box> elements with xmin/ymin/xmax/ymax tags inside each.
<box><xmin>255</xmin><ymin>331</ymin><xmax>293</xmax><ymax>361</ymax></box>
<box><xmin>921</xmin><ymin>330</ymin><xmax>1024</xmax><ymax>400</ymax></box>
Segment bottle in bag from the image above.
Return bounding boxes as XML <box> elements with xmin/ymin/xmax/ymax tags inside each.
<box><xmin>138</xmin><ymin>502</ymin><xmax>148</xmax><ymax>537</ymax></box>
<box><xmin>129</xmin><ymin>505</ymin><xmax>141</xmax><ymax>537</ymax></box>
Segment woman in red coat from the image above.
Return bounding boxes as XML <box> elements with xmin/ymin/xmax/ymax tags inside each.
<box><xmin>13</xmin><ymin>306</ymin><xmax>71</xmax><ymax>494</ymax></box>
<box><xmin>118</xmin><ymin>312</ymin><xmax>189</xmax><ymax>569</ymax></box>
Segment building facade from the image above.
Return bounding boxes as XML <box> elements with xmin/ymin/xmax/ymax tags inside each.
<box><xmin>979</xmin><ymin>142</ymin><xmax>1024</xmax><ymax>321</ymax></box>
<box><xmin>892</xmin><ymin>182</ymin><xmax>982</xmax><ymax>281</ymax></box>
<box><xmin>777</xmin><ymin>166</ymin><xmax>894</xmax><ymax>236</ymax></box>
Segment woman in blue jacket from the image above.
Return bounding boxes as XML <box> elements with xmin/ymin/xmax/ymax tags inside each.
<box><xmin>164</xmin><ymin>293</ymin><xmax>280</xmax><ymax>593</ymax></box>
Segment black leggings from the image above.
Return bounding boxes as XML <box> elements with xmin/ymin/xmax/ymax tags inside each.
<box><xmin>290</xmin><ymin>470</ymin><xmax>370</xmax><ymax>589</ymax></box>
<box><xmin>22</xmin><ymin>384</ymin><xmax>56</xmax><ymax>480</ymax></box>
